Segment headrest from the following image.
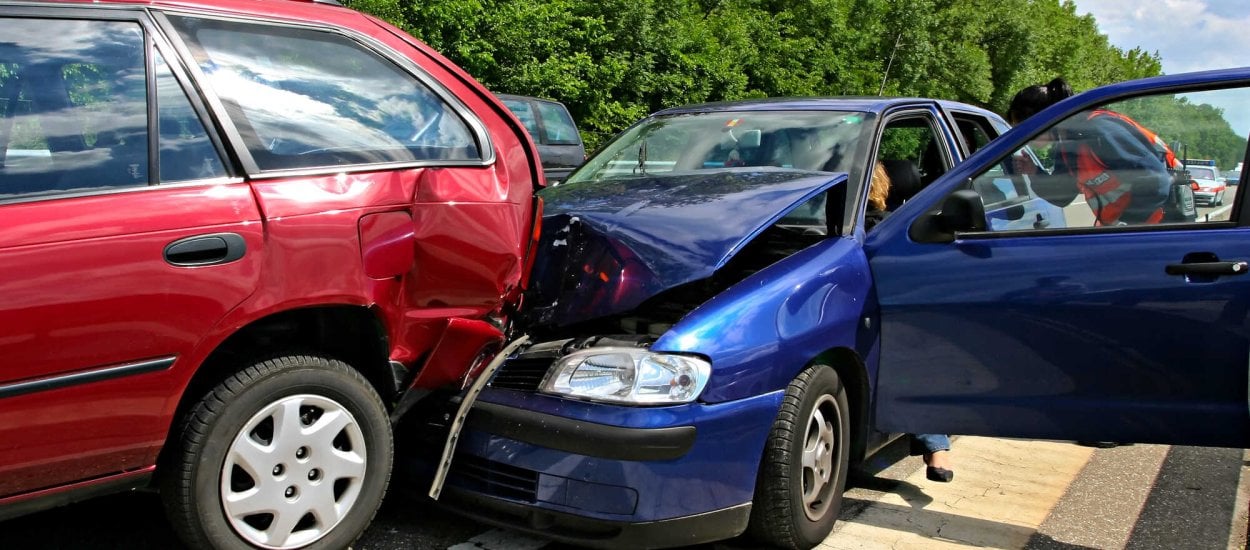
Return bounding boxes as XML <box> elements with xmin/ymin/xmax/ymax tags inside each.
<box><xmin>882</xmin><ymin>159</ymin><xmax>922</xmax><ymax>211</ymax></box>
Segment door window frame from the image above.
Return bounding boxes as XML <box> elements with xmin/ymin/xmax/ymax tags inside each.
<box><xmin>859</xmin><ymin>106</ymin><xmax>958</xmax><ymax>227</ymax></box>
<box><xmin>153</xmin><ymin>9</ymin><xmax>495</xmax><ymax>178</ymax></box>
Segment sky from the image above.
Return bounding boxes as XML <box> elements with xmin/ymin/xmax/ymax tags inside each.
<box><xmin>1071</xmin><ymin>0</ymin><xmax>1250</xmax><ymax>136</ymax></box>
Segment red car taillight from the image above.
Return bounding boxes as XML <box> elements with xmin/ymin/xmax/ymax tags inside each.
<box><xmin>1191</xmin><ymin>181</ymin><xmax>1200</xmax><ymax>191</ymax></box>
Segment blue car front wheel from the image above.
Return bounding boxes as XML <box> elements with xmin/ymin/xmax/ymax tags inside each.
<box><xmin>748</xmin><ymin>365</ymin><xmax>850</xmax><ymax>549</ymax></box>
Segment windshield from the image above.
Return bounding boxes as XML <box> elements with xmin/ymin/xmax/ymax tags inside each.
<box><xmin>1189</xmin><ymin>166</ymin><xmax>1216</xmax><ymax>180</ymax></box>
<box><xmin>565</xmin><ymin>110</ymin><xmax>871</xmax><ymax>185</ymax></box>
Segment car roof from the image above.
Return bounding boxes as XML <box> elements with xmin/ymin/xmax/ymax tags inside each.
<box><xmin>495</xmin><ymin>93</ymin><xmax>569</xmax><ymax>107</ymax></box>
<box><xmin>652</xmin><ymin>96</ymin><xmax>1001</xmax><ymax>119</ymax></box>
<box><xmin>19</xmin><ymin>0</ymin><xmax>362</xmax><ymax>26</ymax></box>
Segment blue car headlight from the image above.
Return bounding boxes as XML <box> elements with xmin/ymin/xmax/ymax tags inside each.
<box><xmin>539</xmin><ymin>347</ymin><xmax>711</xmax><ymax>405</ymax></box>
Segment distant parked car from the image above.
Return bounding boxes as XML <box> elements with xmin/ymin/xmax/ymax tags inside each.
<box><xmin>497</xmin><ymin>94</ymin><xmax>586</xmax><ymax>183</ymax></box>
<box><xmin>438</xmin><ymin>71</ymin><xmax>1250</xmax><ymax>550</ymax></box>
<box><xmin>1227</xmin><ymin>169</ymin><xmax>1242</xmax><ymax>186</ymax></box>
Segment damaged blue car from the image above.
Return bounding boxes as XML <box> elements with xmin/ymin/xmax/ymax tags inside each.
<box><xmin>438</xmin><ymin>70</ymin><xmax>1250</xmax><ymax>550</ymax></box>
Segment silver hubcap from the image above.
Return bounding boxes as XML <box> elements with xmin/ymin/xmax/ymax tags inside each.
<box><xmin>800</xmin><ymin>394</ymin><xmax>838</xmax><ymax>521</ymax></box>
<box><xmin>221</xmin><ymin>394</ymin><xmax>367</xmax><ymax>549</ymax></box>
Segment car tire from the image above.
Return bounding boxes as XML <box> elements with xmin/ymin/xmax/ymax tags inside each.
<box><xmin>162</xmin><ymin>354</ymin><xmax>392</xmax><ymax>550</ymax></box>
<box><xmin>747</xmin><ymin>365</ymin><xmax>850</xmax><ymax>550</ymax></box>
<box><xmin>1217</xmin><ymin>192</ymin><xmax>1224</xmax><ymax>206</ymax></box>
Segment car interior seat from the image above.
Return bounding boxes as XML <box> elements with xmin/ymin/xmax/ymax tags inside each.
<box><xmin>918</xmin><ymin>138</ymin><xmax>947</xmax><ymax>186</ymax></box>
<box><xmin>882</xmin><ymin>159</ymin><xmax>922</xmax><ymax>211</ymax></box>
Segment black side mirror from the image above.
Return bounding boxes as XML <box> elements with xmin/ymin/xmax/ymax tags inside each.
<box><xmin>939</xmin><ymin>190</ymin><xmax>988</xmax><ymax>232</ymax></box>
<box><xmin>910</xmin><ymin>189</ymin><xmax>987</xmax><ymax>243</ymax></box>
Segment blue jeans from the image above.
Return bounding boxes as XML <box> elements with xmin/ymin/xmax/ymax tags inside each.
<box><xmin>909</xmin><ymin>434</ymin><xmax>951</xmax><ymax>455</ymax></box>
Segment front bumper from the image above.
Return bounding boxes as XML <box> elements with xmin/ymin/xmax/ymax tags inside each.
<box><xmin>440</xmin><ymin>487</ymin><xmax>751</xmax><ymax>550</ymax></box>
<box><xmin>1194</xmin><ymin>190</ymin><xmax>1221</xmax><ymax>204</ymax></box>
<box><xmin>466</xmin><ymin>401</ymin><xmax>696</xmax><ymax>461</ymax></box>
<box><xmin>444</xmin><ymin>388</ymin><xmax>784</xmax><ymax>547</ymax></box>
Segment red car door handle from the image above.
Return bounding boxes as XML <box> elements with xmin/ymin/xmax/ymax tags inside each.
<box><xmin>1165</xmin><ymin>260</ymin><xmax>1249</xmax><ymax>276</ymax></box>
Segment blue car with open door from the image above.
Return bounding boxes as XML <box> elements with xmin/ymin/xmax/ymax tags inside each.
<box><xmin>433</xmin><ymin>70</ymin><xmax>1250</xmax><ymax>550</ymax></box>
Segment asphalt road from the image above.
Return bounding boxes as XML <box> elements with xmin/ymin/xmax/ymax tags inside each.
<box><xmin>1062</xmin><ymin>193</ymin><xmax>1234</xmax><ymax>227</ymax></box>
<box><xmin>1</xmin><ymin>437</ymin><xmax>1245</xmax><ymax>550</ymax></box>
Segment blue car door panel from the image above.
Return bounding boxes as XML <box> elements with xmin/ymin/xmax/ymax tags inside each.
<box><xmin>869</xmin><ymin>229</ymin><xmax>1250</xmax><ymax>446</ymax></box>
<box><xmin>867</xmin><ymin>75</ymin><xmax>1250</xmax><ymax>448</ymax></box>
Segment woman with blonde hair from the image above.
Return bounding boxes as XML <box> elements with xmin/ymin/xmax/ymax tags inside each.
<box><xmin>864</xmin><ymin>161</ymin><xmax>891</xmax><ymax>230</ymax></box>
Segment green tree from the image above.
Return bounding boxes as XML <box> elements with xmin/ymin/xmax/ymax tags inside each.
<box><xmin>344</xmin><ymin>0</ymin><xmax>1184</xmax><ymax>151</ymax></box>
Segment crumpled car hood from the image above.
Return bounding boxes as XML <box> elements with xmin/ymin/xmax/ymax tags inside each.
<box><xmin>526</xmin><ymin>168</ymin><xmax>845</xmax><ymax>329</ymax></box>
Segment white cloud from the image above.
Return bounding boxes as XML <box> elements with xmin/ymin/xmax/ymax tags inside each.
<box><xmin>1072</xmin><ymin>0</ymin><xmax>1250</xmax><ymax>136</ymax></box>
<box><xmin>1073</xmin><ymin>0</ymin><xmax>1250</xmax><ymax>74</ymax></box>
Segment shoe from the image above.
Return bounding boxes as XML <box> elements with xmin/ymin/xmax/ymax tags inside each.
<box><xmin>1076</xmin><ymin>441</ymin><xmax>1118</xmax><ymax>448</ymax></box>
<box><xmin>926</xmin><ymin>466</ymin><xmax>954</xmax><ymax>482</ymax></box>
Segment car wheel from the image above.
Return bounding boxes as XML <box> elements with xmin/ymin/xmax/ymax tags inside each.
<box><xmin>748</xmin><ymin>365</ymin><xmax>851</xmax><ymax>550</ymax></box>
<box><xmin>1217</xmin><ymin>192</ymin><xmax>1225</xmax><ymax>206</ymax></box>
<box><xmin>163</xmin><ymin>354</ymin><xmax>392</xmax><ymax>550</ymax></box>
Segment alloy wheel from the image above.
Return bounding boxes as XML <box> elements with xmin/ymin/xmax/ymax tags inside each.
<box><xmin>800</xmin><ymin>394</ymin><xmax>839</xmax><ymax>521</ymax></box>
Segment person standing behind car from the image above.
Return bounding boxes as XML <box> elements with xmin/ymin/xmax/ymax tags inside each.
<box><xmin>1007</xmin><ymin>78</ymin><xmax>1186</xmax><ymax>226</ymax></box>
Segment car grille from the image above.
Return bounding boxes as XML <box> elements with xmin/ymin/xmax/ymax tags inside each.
<box><xmin>488</xmin><ymin>356</ymin><xmax>554</xmax><ymax>392</ymax></box>
<box><xmin>448</xmin><ymin>454</ymin><xmax>539</xmax><ymax>502</ymax></box>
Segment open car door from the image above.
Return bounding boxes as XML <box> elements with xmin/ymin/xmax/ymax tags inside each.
<box><xmin>865</xmin><ymin>70</ymin><xmax>1250</xmax><ymax>448</ymax></box>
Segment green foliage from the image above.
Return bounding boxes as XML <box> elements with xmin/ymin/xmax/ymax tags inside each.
<box><xmin>1118</xmin><ymin>95</ymin><xmax>1248</xmax><ymax>169</ymax></box>
<box><xmin>341</xmin><ymin>0</ymin><xmax>1241</xmax><ymax>155</ymax></box>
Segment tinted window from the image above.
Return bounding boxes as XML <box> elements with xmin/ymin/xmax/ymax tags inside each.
<box><xmin>501</xmin><ymin>98</ymin><xmax>541</xmax><ymax>139</ymax></box>
<box><xmin>169</xmin><ymin>16</ymin><xmax>480</xmax><ymax>171</ymax></box>
<box><xmin>0</xmin><ymin>19</ymin><xmax>149</xmax><ymax>198</ymax></box>
<box><xmin>536</xmin><ymin>101</ymin><xmax>579</xmax><ymax>145</ymax></box>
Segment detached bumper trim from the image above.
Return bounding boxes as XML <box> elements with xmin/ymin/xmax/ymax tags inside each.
<box><xmin>440</xmin><ymin>486</ymin><xmax>751</xmax><ymax>550</ymax></box>
<box><xmin>465</xmin><ymin>401</ymin><xmax>696</xmax><ymax>461</ymax></box>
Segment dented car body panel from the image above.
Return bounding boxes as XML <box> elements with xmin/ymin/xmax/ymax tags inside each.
<box><xmin>529</xmin><ymin>169</ymin><xmax>843</xmax><ymax>329</ymax></box>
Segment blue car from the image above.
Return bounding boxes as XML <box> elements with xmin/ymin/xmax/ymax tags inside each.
<box><xmin>438</xmin><ymin>71</ymin><xmax>1250</xmax><ymax>550</ymax></box>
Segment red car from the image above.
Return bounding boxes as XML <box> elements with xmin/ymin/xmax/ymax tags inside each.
<box><xmin>0</xmin><ymin>0</ymin><xmax>541</xmax><ymax>548</ymax></box>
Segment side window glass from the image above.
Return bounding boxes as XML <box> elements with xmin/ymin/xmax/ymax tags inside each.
<box><xmin>155</xmin><ymin>50</ymin><xmax>225</xmax><ymax>182</ymax></box>
<box><xmin>536</xmin><ymin>101</ymin><xmax>580</xmax><ymax>145</ymax></box>
<box><xmin>0</xmin><ymin>19</ymin><xmax>148</xmax><ymax>198</ymax></box>
<box><xmin>501</xmin><ymin>98</ymin><xmax>541</xmax><ymax>142</ymax></box>
<box><xmin>954</xmin><ymin>115</ymin><xmax>997</xmax><ymax>155</ymax></box>
<box><xmin>169</xmin><ymin>16</ymin><xmax>481</xmax><ymax>171</ymax></box>
<box><xmin>875</xmin><ymin>117</ymin><xmax>948</xmax><ymax>210</ymax></box>
<box><xmin>968</xmin><ymin>87</ymin><xmax>1249</xmax><ymax>232</ymax></box>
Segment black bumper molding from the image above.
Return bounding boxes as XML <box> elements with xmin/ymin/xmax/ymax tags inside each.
<box><xmin>465</xmin><ymin>400</ymin><xmax>696</xmax><ymax>461</ymax></box>
<box><xmin>440</xmin><ymin>486</ymin><xmax>751</xmax><ymax>550</ymax></box>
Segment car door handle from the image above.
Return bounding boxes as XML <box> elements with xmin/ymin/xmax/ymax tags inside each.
<box><xmin>164</xmin><ymin>233</ymin><xmax>247</xmax><ymax>267</ymax></box>
<box><xmin>1165</xmin><ymin>260</ymin><xmax>1249</xmax><ymax>277</ymax></box>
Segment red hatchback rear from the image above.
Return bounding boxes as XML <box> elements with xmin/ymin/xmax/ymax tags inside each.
<box><xmin>0</xmin><ymin>1</ymin><xmax>541</xmax><ymax>547</ymax></box>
